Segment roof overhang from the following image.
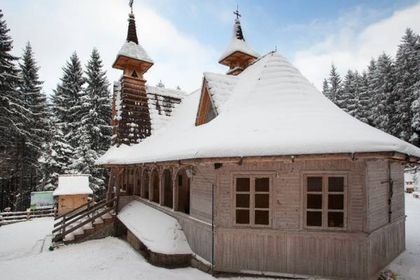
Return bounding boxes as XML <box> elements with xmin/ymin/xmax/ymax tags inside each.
<box><xmin>97</xmin><ymin>151</ymin><xmax>420</xmax><ymax>168</ymax></box>
<box><xmin>113</xmin><ymin>55</ymin><xmax>154</xmax><ymax>72</ymax></box>
<box><xmin>218</xmin><ymin>50</ymin><xmax>258</xmax><ymax>66</ymax></box>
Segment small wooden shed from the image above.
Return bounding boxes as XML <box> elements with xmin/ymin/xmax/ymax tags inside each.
<box><xmin>53</xmin><ymin>175</ymin><xmax>93</xmax><ymax>216</ymax></box>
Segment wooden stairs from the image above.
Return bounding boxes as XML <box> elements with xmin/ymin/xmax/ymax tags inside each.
<box><xmin>52</xmin><ymin>197</ymin><xmax>117</xmax><ymax>244</ymax></box>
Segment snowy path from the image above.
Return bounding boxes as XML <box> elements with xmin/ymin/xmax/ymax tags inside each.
<box><xmin>387</xmin><ymin>194</ymin><xmax>420</xmax><ymax>280</ymax></box>
<box><xmin>0</xmin><ymin>217</ymin><xmax>53</xmax><ymax>261</ymax></box>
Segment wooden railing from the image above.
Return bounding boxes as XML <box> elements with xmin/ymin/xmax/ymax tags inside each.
<box><xmin>52</xmin><ymin>197</ymin><xmax>117</xmax><ymax>242</ymax></box>
<box><xmin>0</xmin><ymin>208</ymin><xmax>56</xmax><ymax>226</ymax></box>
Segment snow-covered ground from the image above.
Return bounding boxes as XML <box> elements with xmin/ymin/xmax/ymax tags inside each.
<box><xmin>387</xmin><ymin>194</ymin><xmax>420</xmax><ymax>280</ymax></box>
<box><xmin>0</xmin><ymin>194</ymin><xmax>419</xmax><ymax>280</ymax></box>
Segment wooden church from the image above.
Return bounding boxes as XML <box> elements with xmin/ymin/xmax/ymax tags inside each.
<box><xmin>97</xmin><ymin>4</ymin><xmax>420</xmax><ymax>280</ymax></box>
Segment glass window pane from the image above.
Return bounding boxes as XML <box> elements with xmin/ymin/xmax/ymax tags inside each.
<box><xmin>307</xmin><ymin>211</ymin><xmax>322</xmax><ymax>226</ymax></box>
<box><xmin>255</xmin><ymin>210</ymin><xmax>269</xmax><ymax>225</ymax></box>
<box><xmin>328</xmin><ymin>212</ymin><xmax>344</xmax><ymax>227</ymax></box>
<box><xmin>255</xmin><ymin>194</ymin><xmax>269</xmax><ymax>208</ymax></box>
<box><xmin>236</xmin><ymin>178</ymin><xmax>250</xmax><ymax>192</ymax></box>
<box><xmin>328</xmin><ymin>194</ymin><xmax>344</xmax><ymax>210</ymax></box>
<box><xmin>307</xmin><ymin>177</ymin><xmax>322</xmax><ymax>192</ymax></box>
<box><xmin>307</xmin><ymin>194</ymin><xmax>322</xmax><ymax>209</ymax></box>
<box><xmin>236</xmin><ymin>194</ymin><xmax>250</xmax><ymax>208</ymax></box>
<box><xmin>255</xmin><ymin>177</ymin><xmax>269</xmax><ymax>192</ymax></box>
<box><xmin>328</xmin><ymin>177</ymin><xmax>344</xmax><ymax>192</ymax></box>
<box><xmin>236</xmin><ymin>209</ymin><xmax>250</xmax><ymax>224</ymax></box>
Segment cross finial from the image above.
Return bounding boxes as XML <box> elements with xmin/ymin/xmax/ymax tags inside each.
<box><xmin>129</xmin><ymin>0</ymin><xmax>134</xmax><ymax>13</ymax></box>
<box><xmin>233</xmin><ymin>4</ymin><xmax>241</xmax><ymax>19</ymax></box>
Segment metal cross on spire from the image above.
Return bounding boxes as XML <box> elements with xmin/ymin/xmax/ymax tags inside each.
<box><xmin>233</xmin><ymin>4</ymin><xmax>241</xmax><ymax>19</ymax></box>
<box><xmin>129</xmin><ymin>0</ymin><xmax>134</xmax><ymax>13</ymax></box>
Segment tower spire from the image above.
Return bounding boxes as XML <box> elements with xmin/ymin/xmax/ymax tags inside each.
<box><xmin>218</xmin><ymin>8</ymin><xmax>259</xmax><ymax>75</ymax></box>
<box><xmin>126</xmin><ymin>0</ymin><xmax>138</xmax><ymax>44</ymax></box>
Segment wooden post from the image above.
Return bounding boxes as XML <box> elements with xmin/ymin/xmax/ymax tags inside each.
<box><xmin>159</xmin><ymin>168</ymin><xmax>164</xmax><ymax>205</ymax></box>
<box><xmin>173</xmin><ymin>168</ymin><xmax>178</xmax><ymax>211</ymax></box>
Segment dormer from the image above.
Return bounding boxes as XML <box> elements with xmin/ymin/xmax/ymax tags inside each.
<box><xmin>218</xmin><ymin>10</ymin><xmax>259</xmax><ymax>75</ymax></box>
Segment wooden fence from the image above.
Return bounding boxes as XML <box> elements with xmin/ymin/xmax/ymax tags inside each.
<box><xmin>0</xmin><ymin>208</ymin><xmax>55</xmax><ymax>226</ymax></box>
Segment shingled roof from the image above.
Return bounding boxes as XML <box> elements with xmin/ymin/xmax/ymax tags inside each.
<box><xmin>98</xmin><ymin>52</ymin><xmax>420</xmax><ymax>165</ymax></box>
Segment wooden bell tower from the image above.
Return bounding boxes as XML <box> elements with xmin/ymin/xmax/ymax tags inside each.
<box><xmin>218</xmin><ymin>8</ymin><xmax>259</xmax><ymax>75</ymax></box>
<box><xmin>112</xmin><ymin>5</ymin><xmax>154</xmax><ymax>145</ymax></box>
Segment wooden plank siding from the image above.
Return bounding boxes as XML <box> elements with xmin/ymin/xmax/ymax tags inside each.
<box><xmin>112</xmin><ymin>157</ymin><xmax>405</xmax><ymax>279</ymax></box>
<box><xmin>213</xmin><ymin>159</ymin><xmax>369</xmax><ymax>278</ymax></box>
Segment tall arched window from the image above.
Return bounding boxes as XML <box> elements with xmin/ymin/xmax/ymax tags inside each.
<box><xmin>176</xmin><ymin>169</ymin><xmax>190</xmax><ymax>214</ymax></box>
<box><xmin>162</xmin><ymin>169</ymin><xmax>173</xmax><ymax>208</ymax></box>
<box><xmin>151</xmin><ymin>169</ymin><xmax>160</xmax><ymax>203</ymax></box>
<box><xmin>142</xmin><ymin>170</ymin><xmax>150</xmax><ymax>199</ymax></box>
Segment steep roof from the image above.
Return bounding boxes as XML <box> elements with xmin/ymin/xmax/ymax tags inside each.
<box><xmin>113</xmin><ymin>83</ymin><xmax>187</xmax><ymax>134</ymax></box>
<box><xmin>97</xmin><ymin>52</ymin><xmax>420</xmax><ymax>165</ymax></box>
<box><xmin>219</xmin><ymin>18</ymin><xmax>259</xmax><ymax>63</ymax></box>
<box><xmin>204</xmin><ymin>72</ymin><xmax>238</xmax><ymax>113</ymax></box>
<box><xmin>116</xmin><ymin>41</ymin><xmax>153</xmax><ymax>64</ymax></box>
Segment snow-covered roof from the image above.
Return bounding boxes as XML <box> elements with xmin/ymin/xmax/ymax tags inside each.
<box><xmin>97</xmin><ymin>52</ymin><xmax>420</xmax><ymax>165</ymax></box>
<box><xmin>219</xmin><ymin>19</ymin><xmax>259</xmax><ymax>63</ymax></box>
<box><xmin>53</xmin><ymin>175</ymin><xmax>92</xmax><ymax>196</ymax></box>
<box><xmin>204</xmin><ymin>72</ymin><xmax>238</xmax><ymax>113</ymax></box>
<box><xmin>116</xmin><ymin>41</ymin><xmax>153</xmax><ymax>64</ymax></box>
<box><xmin>114</xmin><ymin>83</ymin><xmax>186</xmax><ymax>133</ymax></box>
<box><xmin>118</xmin><ymin>200</ymin><xmax>192</xmax><ymax>255</ymax></box>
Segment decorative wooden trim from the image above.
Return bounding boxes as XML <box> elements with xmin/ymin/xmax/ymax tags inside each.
<box><xmin>98</xmin><ymin>151</ymin><xmax>420</xmax><ymax>168</ymax></box>
<box><xmin>195</xmin><ymin>80</ymin><xmax>217</xmax><ymax>126</ymax></box>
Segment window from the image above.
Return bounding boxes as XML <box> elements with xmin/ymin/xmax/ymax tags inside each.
<box><xmin>234</xmin><ymin>175</ymin><xmax>271</xmax><ymax>226</ymax></box>
<box><xmin>304</xmin><ymin>175</ymin><xmax>346</xmax><ymax>229</ymax></box>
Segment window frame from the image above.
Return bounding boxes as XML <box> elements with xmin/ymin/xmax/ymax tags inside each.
<box><xmin>303</xmin><ymin>173</ymin><xmax>348</xmax><ymax>231</ymax></box>
<box><xmin>232</xmin><ymin>172</ymin><xmax>274</xmax><ymax>228</ymax></box>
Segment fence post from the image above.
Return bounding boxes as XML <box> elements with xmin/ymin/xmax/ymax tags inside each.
<box><xmin>61</xmin><ymin>215</ymin><xmax>66</xmax><ymax>240</ymax></box>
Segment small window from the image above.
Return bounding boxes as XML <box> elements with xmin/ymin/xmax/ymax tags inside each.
<box><xmin>235</xmin><ymin>175</ymin><xmax>271</xmax><ymax>226</ymax></box>
<box><xmin>305</xmin><ymin>175</ymin><xmax>346</xmax><ymax>229</ymax></box>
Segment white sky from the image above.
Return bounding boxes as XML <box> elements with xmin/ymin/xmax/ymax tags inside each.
<box><xmin>2</xmin><ymin>0</ymin><xmax>420</xmax><ymax>95</ymax></box>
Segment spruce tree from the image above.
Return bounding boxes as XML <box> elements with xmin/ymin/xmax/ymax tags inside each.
<box><xmin>39</xmin><ymin>118</ymin><xmax>74</xmax><ymax>190</ymax></box>
<box><xmin>337</xmin><ymin>70</ymin><xmax>358</xmax><ymax>116</ymax></box>
<box><xmin>71</xmin><ymin>49</ymin><xmax>111</xmax><ymax>194</ymax></box>
<box><xmin>322</xmin><ymin>79</ymin><xmax>330</xmax><ymax>100</ymax></box>
<box><xmin>355</xmin><ymin>71</ymin><xmax>370</xmax><ymax>124</ymax></box>
<box><xmin>0</xmin><ymin>10</ymin><xmax>36</xmax><ymax>210</ymax></box>
<box><xmin>327</xmin><ymin>64</ymin><xmax>342</xmax><ymax>105</ymax></box>
<box><xmin>52</xmin><ymin>52</ymin><xmax>85</xmax><ymax>147</ymax></box>
<box><xmin>18</xmin><ymin>42</ymin><xmax>48</xmax><ymax>170</ymax></box>
<box><xmin>366</xmin><ymin>59</ymin><xmax>377</xmax><ymax>126</ymax></box>
<box><xmin>394</xmin><ymin>28</ymin><xmax>420</xmax><ymax>142</ymax></box>
<box><xmin>372</xmin><ymin>53</ymin><xmax>396</xmax><ymax>134</ymax></box>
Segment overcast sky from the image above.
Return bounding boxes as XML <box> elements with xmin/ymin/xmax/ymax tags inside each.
<box><xmin>2</xmin><ymin>0</ymin><xmax>420</xmax><ymax>94</ymax></box>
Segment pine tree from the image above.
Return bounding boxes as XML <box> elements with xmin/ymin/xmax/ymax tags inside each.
<box><xmin>71</xmin><ymin>49</ymin><xmax>111</xmax><ymax>194</ymax></box>
<box><xmin>39</xmin><ymin>118</ymin><xmax>74</xmax><ymax>190</ymax></box>
<box><xmin>0</xmin><ymin>10</ymin><xmax>36</xmax><ymax>210</ymax></box>
<box><xmin>327</xmin><ymin>64</ymin><xmax>342</xmax><ymax>105</ymax></box>
<box><xmin>366</xmin><ymin>59</ymin><xmax>377</xmax><ymax>126</ymax></box>
<box><xmin>372</xmin><ymin>53</ymin><xmax>396</xmax><ymax>134</ymax></box>
<box><xmin>337</xmin><ymin>70</ymin><xmax>358</xmax><ymax>116</ymax></box>
<box><xmin>322</xmin><ymin>79</ymin><xmax>330</xmax><ymax>100</ymax></box>
<box><xmin>18</xmin><ymin>42</ymin><xmax>48</xmax><ymax>170</ymax></box>
<box><xmin>355</xmin><ymin>71</ymin><xmax>370</xmax><ymax>124</ymax></box>
<box><xmin>52</xmin><ymin>52</ymin><xmax>85</xmax><ymax>147</ymax></box>
<box><xmin>393</xmin><ymin>28</ymin><xmax>420</xmax><ymax>142</ymax></box>
<box><xmin>411</xmin><ymin>80</ymin><xmax>420</xmax><ymax>145</ymax></box>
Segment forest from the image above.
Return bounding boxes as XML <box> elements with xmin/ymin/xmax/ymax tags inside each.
<box><xmin>1</xmin><ymin>7</ymin><xmax>419</xmax><ymax>211</ymax></box>
<box><xmin>322</xmin><ymin>28</ymin><xmax>420</xmax><ymax>145</ymax></box>
<box><xmin>0</xmin><ymin>10</ymin><xmax>111</xmax><ymax>210</ymax></box>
